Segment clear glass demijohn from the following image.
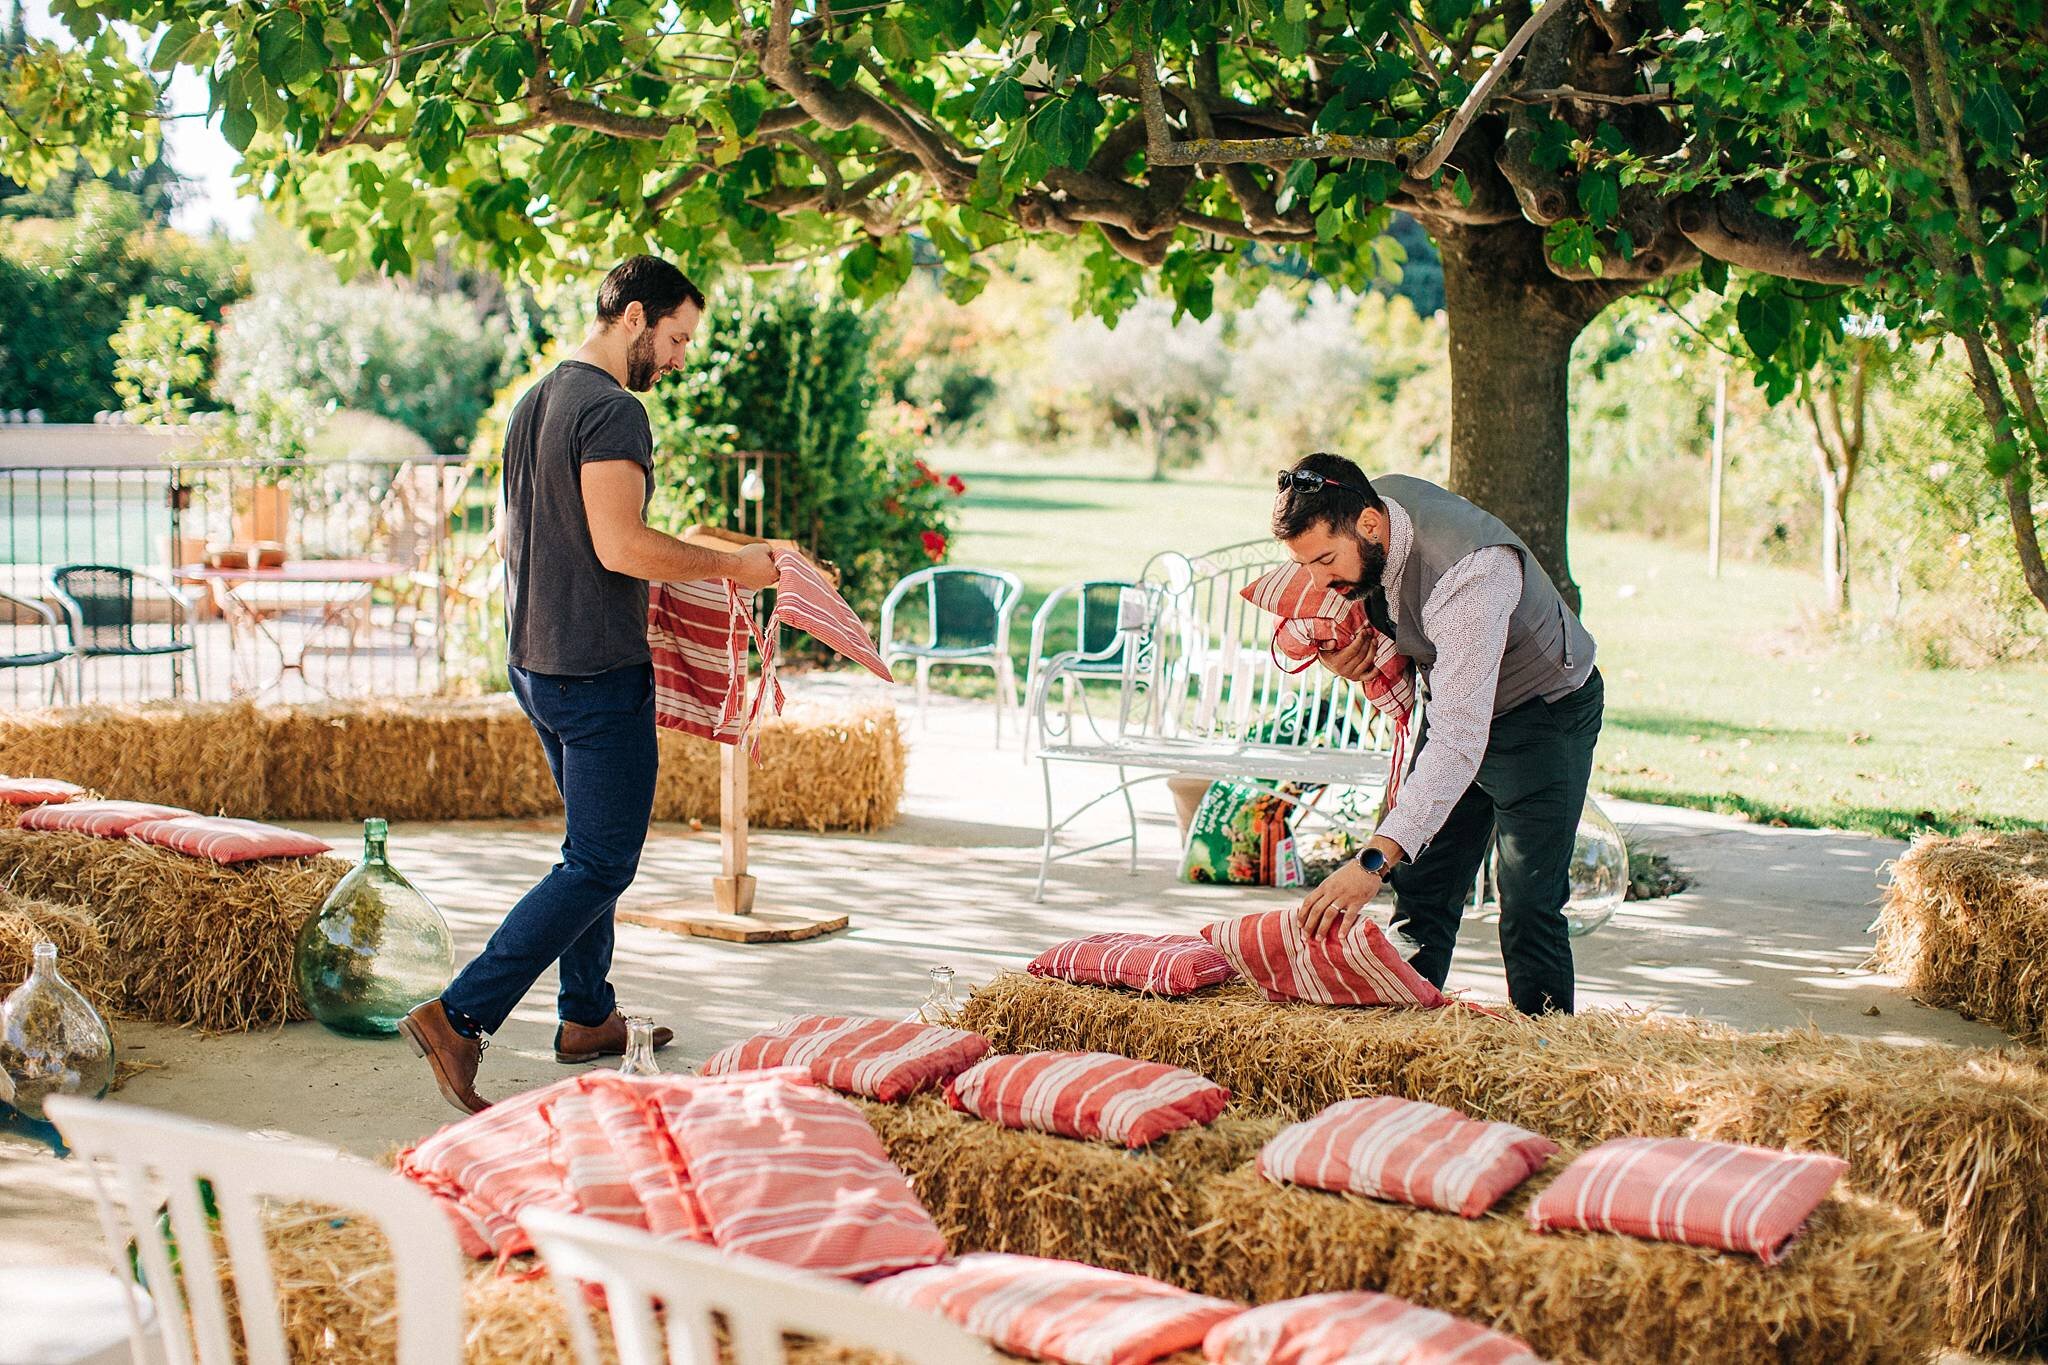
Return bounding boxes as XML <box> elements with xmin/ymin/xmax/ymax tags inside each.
<box><xmin>910</xmin><ymin>965</ymin><xmax>959</xmax><ymax>1024</ymax></box>
<box><xmin>293</xmin><ymin>818</ymin><xmax>455</xmax><ymax>1037</ymax></box>
<box><xmin>617</xmin><ymin>1016</ymin><xmax>662</xmax><ymax>1077</ymax></box>
<box><xmin>1</xmin><ymin>941</ymin><xmax>115</xmax><ymax>1121</ymax></box>
<box><xmin>1469</xmin><ymin>795</ymin><xmax>1631</xmax><ymax>938</ymax></box>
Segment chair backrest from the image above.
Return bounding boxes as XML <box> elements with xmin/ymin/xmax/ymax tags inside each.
<box><xmin>46</xmin><ymin>1096</ymin><xmax>465</xmax><ymax>1365</ymax></box>
<box><xmin>1110</xmin><ymin>540</ymin><xmax>1389</xmax><ymax>753</ymax></box>
<box><xmin>891</xmin><ymin>567</ymin><xmax>1022</xmax><ymax>651</ymax></box>
<box><xmin>49</xmin><ymin>565</ymin><xmax>142</xmax><ymax>650</ymax></box>
<box><xmin>522</xmin><ymin>1209</ymin><xmax>991</xmax><ymax>1365</ymax></box>
<box><xmin>377</xmin><ymin>462</ymin><xmax>472</xmax><ymax>573</ymax></box>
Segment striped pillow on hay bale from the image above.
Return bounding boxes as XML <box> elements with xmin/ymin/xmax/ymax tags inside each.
<box><xmin>0</xmin><ymin>829</ymin><xmax>346</xmax><ymax>1032</ymax></box>
<box><xmin>1878</xmin><ymin>830</ymin><xmax>2048</xmax><ymax>1045</ymax></box>
<box><xmin>1207</xmin><ymin>1293</ymin><xmax>1542</xmax><ymax>1365</ymax></box>
<box><xmin>957</xmin><ymin>973</ymin><xmax>2048</xmax><ymax>1357</ymax></box>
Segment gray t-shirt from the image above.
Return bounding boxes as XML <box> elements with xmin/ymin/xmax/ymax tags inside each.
<box><xmin>501</xmin><ymin>360</ymin><xmax>654</xmax><ymax>676</ymax></box>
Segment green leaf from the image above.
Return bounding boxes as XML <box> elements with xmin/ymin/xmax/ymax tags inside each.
<box><xmin>151</xmin><ymin>21</ymin><xmax>199</xmax><ymax>74</ymax></box>
<box><xmin>1699</xmin><ymin>254</ymin><xmax>1729</xmax><ymax>295</ymax></box>
<box><xmin>1275</xmin><ymin>159</ymin><xmax>1316</xmax><ymax>214</ymax></box>
<box><xmin>1735</xmin><ymin>286</ymin><xmax>1794</xmax><ymax>361</ymax></box>
<box><xmin>412</xmin><ymin>95</ymin><xmax>465</xmax><ymax>175</ymax></box>
<box><xmin>728</xmin><ymin>83</ymin><xmax>767</xmax><ymax>139</ymax></box>
<box><xmin>1452</xmin><ymin>171</ymin><xmax>1473</xmax><ymax>208</ymax></box>
<box><xmin>220</xmin><ymin>103</ymin><xmax>257</xmax><ymax>153</ymax></box>
<box><xmin>1577</xmin><ymin>169</ymin><xmax>1619</xmax><ymax>228</ymax></box>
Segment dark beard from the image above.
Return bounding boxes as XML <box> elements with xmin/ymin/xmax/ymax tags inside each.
<box><xmin>624</xmin><ymin>330</ymin><xmax>659</xmax><ymax>391</ymax></box>
<box><xmin>1333</xmin><ymin>536</ymin><xmax>1388</xmax><ymax>601</ymax></box>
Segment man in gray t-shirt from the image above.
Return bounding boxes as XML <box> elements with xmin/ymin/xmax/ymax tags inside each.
<box><xmin>400</xmin><ymin>256</ymin><xmax>780</xmax><ymax>1113</ymax></box>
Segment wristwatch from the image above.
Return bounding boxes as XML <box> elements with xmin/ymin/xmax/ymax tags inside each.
<box><xmin>1357</xmin><ymin>846</ymin><xmax>1391</xmax><ymax>876</ymax></box>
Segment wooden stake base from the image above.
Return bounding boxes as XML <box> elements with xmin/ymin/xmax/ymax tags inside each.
<box><xmin>617</xmin><ymin>902</ymin><xmax>849</xmax><ymax>943</ymax></box>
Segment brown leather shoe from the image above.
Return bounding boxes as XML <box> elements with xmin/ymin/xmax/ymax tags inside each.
<box><xmin>398</xmin><ymin>999</ymin><xmax>492</xmax><ymax>1114</ymax></box>
<box><xmin>554</xmin><ymin>1010</ymin><xmax>675</xmax><ymax>1064</ymax></box>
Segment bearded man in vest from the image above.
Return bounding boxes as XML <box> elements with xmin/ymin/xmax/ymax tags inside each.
<box><xmin>1277</xmin><ymin>452</ymin><xmax>1603</xmax><ymax>1014</ymax></box>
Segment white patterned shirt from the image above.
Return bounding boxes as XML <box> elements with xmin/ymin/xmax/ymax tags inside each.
<box><xmin>1370</xmin><ymin>497</ymin><xmax>1526</xmax><ymax>861</ymax></box>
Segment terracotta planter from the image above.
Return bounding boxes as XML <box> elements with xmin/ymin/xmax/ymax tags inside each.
<box><xmin>232</xmin><ymin>483</ymin><xmax>292</xmax><ymax>546</ymax></box>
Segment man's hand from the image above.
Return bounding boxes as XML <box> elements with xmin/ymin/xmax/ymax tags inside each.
<box><xmin>729</xmin><ymin>542</ymin><xmax>780</xmax><ymax>591</ymax></box>
<box><xmin>1317</xmin><ymin>634</ymin><xmax>1372</xmax><ymax>682</ymax></box>
<box><xmin>1296</xmin><ymin>858</ymin><xmax>1385</xmax><ymax>938</ymax></box>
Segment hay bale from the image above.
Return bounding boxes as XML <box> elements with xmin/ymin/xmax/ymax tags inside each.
<box><xmin>0</xmin><ymin>830</ymin><xmax>347</xmax><ymax>1031</ymax></box>
<box><xmin>958</xmin><ymin>973</ymin><xmax>2048</xmax><ymax>1355</ymax></box>
<box><xmin>1194</xmin><ymin>1161</ymin><xmax>1942</xmax><ymax>1365</ymax></box>
<box><xmin>258</xmin><ymin>698</ymin><xmax>558</xmax><ymax>823</ymax></box>
<box><xmin>656</xmin><ymin>704</ymin><xmax>906</xmax><ymax>833</ymax></box>
<box><xmin>0</xmin><ymin>701</ymin><xmax>266</xmax><ymax>815</ymax></box>
<box><xmin>859</xmin><ymin>1095</ymin><xmax>1275</xmax><ymax>1281</ymax></box>
<box><xmin>0</xmin><ymin>884</ymin><xmax>113</xmax><ymax>1009</ymax></box>
<box><xmin>1878</xmin><ymin>831</ymin><xmax>2048</xmax><ymax>1045</ymax></box>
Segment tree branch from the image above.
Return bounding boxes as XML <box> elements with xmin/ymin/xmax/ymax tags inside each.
<box><xmin>1673</xmin><ymin>191</ymin><xmax>1869</xmax><ymax>285</ymax></box>
<box><xmin>1409</xmin><ymin>0</ymin><xmax>1573</xmax><ymax>180</ymax></box>
<box><xmin>1134</xmin><ymin>47</ymin><xmax>1405</xmax><ymax>166</ymax></box>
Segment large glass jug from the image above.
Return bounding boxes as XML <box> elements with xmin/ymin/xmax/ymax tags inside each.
<box><xmin>1</xmin><ymin>941</ymin><xmax>115</xmax><ymax>1121</ymax></box>
<box><xmin>294</xmin><ymin>819</ymin><xmax>454</xmax><ymax>1037</ymax></box>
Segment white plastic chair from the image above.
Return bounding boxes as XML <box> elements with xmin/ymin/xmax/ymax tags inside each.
<box><xmin>521</xmin><ymin>1208</ymin><xmax>992</xmax><ymax>1365</ymax></box>
<box><xmin>46</xmin><ymin>1096</ymin><xmax>464</xmax><ymax>1365</ymax></box>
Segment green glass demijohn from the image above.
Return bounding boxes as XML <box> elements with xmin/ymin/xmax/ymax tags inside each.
<box><xmin>294</xmin><ymin>818</ymin><xmax>454</xmax><ymax>1037</ymax></box>
<box><xmin>0</xmin><ymin>941</ymin><xmax>115</xmax><ymax>1121</ymax></box>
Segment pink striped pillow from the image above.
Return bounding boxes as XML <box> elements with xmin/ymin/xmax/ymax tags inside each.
<box><xmin>565</xmin><ymin>1075</ymin><xmax>714</xmax><ymax>1244</ymax></box>
<box><xmin>947</xmin><ymin>1051</ymin><xmax>1231</xmax><ymax>1150</ymax></box>
<box><xmin>1526</xmin><ymin>1137</ymin><xmax>1847</xmax><ymax>1264</ymax></box>
<box><xmin>1202</xmin><ymin>1292</ymin><xmax>1542</xmax><ymax>1365</ymax></box>
<box><xmin>21</xmin><ymin>799</ymin><xmax>194</xmax><ymax>837</ymax></box>
<box><xmin>0</xmin><ymin>776</ymin><xmax>85</xmax><ymax>806</ymax></box>
<box><xmin>666</xmin><ymin>1069</ymin><xmax>946</xmax><ymax>1278</ymax></box>
<box><xmin>124</xmin><ymin>815</ymin><xmax>331</xmax><ymax>863</ymax></box>
<box><xmin>1258</xmin><ymin>1097</ymin><xmax>1557</xmax><ymax>1218</ymax></box>
<box><xmin>699</xmin><ymin>1015</ymin><xmax>991</xmax><ymax>1102</ymax></box>
<box><xmin>869</xmin><ymin>1253</ymin><xmax>1243</xmax><ymax>1365</ymax></box>
<box><xmin>1200</xmin><ymin>911</ymin><xmax>1445</xmax><ymax>1008</ymax></box>
<box><xmin>1027</xmin><ymin>933</ymin><xmax>1238</xmax><ymax>996</ymax></box>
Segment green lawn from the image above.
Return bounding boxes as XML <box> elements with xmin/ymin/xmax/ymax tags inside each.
<box><xmin>937</xmin><ymin>447</ymin><xmax>2048</xmax><ymax>840</ymax></box>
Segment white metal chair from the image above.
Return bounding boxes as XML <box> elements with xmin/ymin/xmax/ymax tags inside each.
<box><xmin>878</xmin><ymin>566</ymin><xmax>1024</xmax><ymax>745</ymax></box>
<box><xmin>521</xmin><ymin>1208</ymin><xmax>992</xmax><ymax>1365</ymax></box>
<box><xmin>0</xmin><ymin>585</ymin><xmax>73</xmax><ymax>705</ymax></box>
<box><xmin>46</xmin><ymin>1096</ymin><xmax>465</xmax><ymax>1365</ymax></box>
<box><xmin>1021</xmin><ymin>578</ymin><xmax>1136</xmax><ymax>760</ymax></box>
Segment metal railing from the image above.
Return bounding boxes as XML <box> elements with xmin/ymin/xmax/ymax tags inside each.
<box><xmin>0</xmin><ymin>450</ymin><xmax>496</xmax><ymax>709</ymax></box>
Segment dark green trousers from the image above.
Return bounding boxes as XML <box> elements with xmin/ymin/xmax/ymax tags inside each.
<box><xmin>1387</xmin><ymin>668</ymin><xmax>1603</xmax><ymax>1014</ymax></box>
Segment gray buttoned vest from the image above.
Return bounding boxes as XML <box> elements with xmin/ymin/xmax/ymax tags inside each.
<box><xmin>1373</xmin><ymin>473</ymin><xmax>1596</xmax><ymax>716</ymax></box>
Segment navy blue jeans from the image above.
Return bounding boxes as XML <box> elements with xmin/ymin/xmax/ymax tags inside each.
<box><xmin>441</xmin><ymin>662</ymin><xmax>658</xmax><ymax>1034</ymax></box>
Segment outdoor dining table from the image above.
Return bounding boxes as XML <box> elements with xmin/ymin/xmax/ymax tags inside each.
<box><xmin>175</xmin><ymin>559</ymin><xmax>407</xmax><ymax>698</ymax></box>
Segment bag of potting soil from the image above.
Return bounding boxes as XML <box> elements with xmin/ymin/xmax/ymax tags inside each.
<box><xmin>1181</xmin><ymin>782</ymin><xmax>1305</xmax><ymax>887</ymax></box>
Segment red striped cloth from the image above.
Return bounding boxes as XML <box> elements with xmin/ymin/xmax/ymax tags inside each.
<box><xmin>699</xmin><ymin>1015</ymin><xmax>991</xmax><ymax>1102</ymax></box>
<box><xmin>869</xmin><ymin>1253</ymin><xmax>1244</xmax><ymax>1365</ymax></box>
<box><xmin>1258</xmin><ymin>1097</ymin><xmax>1557</xmax><ymax>1218</ymax></box>
<box><xmin>665</xmin><ymin>1068</ymin><xmax>947</xmax><ymax>1278</ymax></box>
<box><xmin>947</xmin><ymin>1051</ymin><xmax>1231</xmax><ymax>1150</ymax></box>
<box><xmin>1202</xmin><ymin>1292</ymin><xmax>1544</xmax><ymax>1365</ymax></box>
<box><xmin>122</xmin><ymin>814</ymin><xmax>331</xmax><ymax>863</ymax></box>
<box><xmin>1200</xmin><ymin>911</ymin><xmax>1446</xmax><ymax>1009</ymax></box>
<box><xmin>649</xmin><ymin>549</ymin><xmax>892</xmax><ymax>751</ymax></box>
<box><xmin>1525</xmin><ymin>1137</ymin><xmax>1847</xmax><ymax>1264</ymax></box>
<box><xmin>1026</xmin><ymin>933</ymin><xmax>1238</xmax><ymax>996</ymax></box>
<box><xmin>1240</xmin><ymin>563</ymin><xmax>1414</xmax><ymax>804</ymax></box>
<box><xmin>0</xmin><ymin>776</ymin><xmax>84</xmax><ymax>806</ymax></box>
<box><xmin>20</xmin><ymin>799</ymin><xmax>193</xmax><ymax>837</ymax></box>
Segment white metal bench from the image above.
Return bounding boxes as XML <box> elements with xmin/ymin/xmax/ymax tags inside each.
<box><xmin>1028</xmin><ymin>539</ymin><xmax>1399</xmax><ymax>900</ymax></box>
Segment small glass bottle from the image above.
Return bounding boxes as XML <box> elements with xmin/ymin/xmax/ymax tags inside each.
<box><xmin>293</xmin><ymin>818</ymin><xmax>455</xmax><ymax>1037</ymax></box>
<box><xmin>617</xmin><ymin>1016</ymin><xmax>661</xmax><ymax>1077</ymax></box>
<box><xmin>910</xmin><ymin>965</ymin><xmax>959</xmax><ymax>1024</ymax></box>
<box><xmin>1</xmin><ymin>941</ymin><xmax>115</xmax><ymax>1121</ymax></box>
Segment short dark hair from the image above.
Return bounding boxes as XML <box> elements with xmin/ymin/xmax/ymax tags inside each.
<box><xmin>1272</xmin><ymin>452</ymin><xmax>1383</xmax><ymax>541</ymax></box>
<box><xmin>595</xmin><ymin>255</ymin><xmax>706</xmax><ymax>327</ymax></box>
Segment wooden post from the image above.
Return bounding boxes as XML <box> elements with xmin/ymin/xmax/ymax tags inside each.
<box><xmin>712</xmin><ymin>742</ymin><xmax>756</xmax><ymax>914</ymax></box>
<box><xmin>1708</xmin><ymin>366</ymin><xmax>1727</xmax><ymax>579</ymax></box>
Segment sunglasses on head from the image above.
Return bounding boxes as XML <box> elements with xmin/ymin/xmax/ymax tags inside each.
<box><xmin>1277</xmin><ymin>469</ymin><xmax>1352</xmax><ymax>495</ymax></box>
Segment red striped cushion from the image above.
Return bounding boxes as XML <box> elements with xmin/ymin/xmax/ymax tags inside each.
<box><xmin>20</xmin><ymin>799</ymin><xmax>193</xmax><ymax>837</ymax></box>
<box><xmin>1202</xmin><ymin>1292</ymin><xmax>1543</xmax><ymax>1365</ymax></box>
<box><xmin>699</xmin><ymin>1015</ymin><xmax>991</xmax><ymax>1102</ymax></box>
<box><xmin>1525</xmin><ymin>1137</ymin><xmax>1847</xmax><ymax>1264</ymax></box>
<box><xmin>1259</xmin><ymin>1097</ymin><xmax>1558</xmax><ymax>1218</ymax></box>
<box><xmin>666</xmin><ymin>1069</ymin><xmax>946</xmax><ymax>1278</ymax></box>
<box><xmin>1200</xmin><ymin>911</ymin><xmax>1445</xmax><ymax>1008</ymax></box>
<box><xmin>947</xmin><ymin>1051</ymin><xmax>1231</xmax><ymax>1150</ymax></box>
<box><xmin>0</xmin><ymin>776</ymin><xmax>84</xmax><ymax>806</ymax></box>
<box><xmin>1027</xmin><ymin>933</ymin><xmax>1238</xmax><ymax>996</ymax></box>
<box><xmin>124</xmin><ymin>815</ymin><xmax>331</xmax><ymax>863</ymax></box>
<box><xmin>768</xmin><ymin>551</ymin><xmax>891</xmax><ymax>680</ymax></box>
<box><xmin>868</xmin><ymin>1253</ymin><xmax>1244</xmax><ymax>1365</ymax></box>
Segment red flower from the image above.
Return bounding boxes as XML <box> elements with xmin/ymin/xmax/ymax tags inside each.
<box><xmin>914</xmin><ymin>458</ymin><xmax>939</xmax><ymax>485</ymax></box>
<box><xmin>946</xmin><ymin>474</ymin><xmax>967</xmax><ymax>495</ymax></box>
<box><xmin>921</xmin><ymin>530</ymin><xmax>947</xmax><ymax>561</ymax></box>
<box><xmin>884</xmin><ymin>497</ymin><xmax>902</xmax><ymax>516</ymax></box>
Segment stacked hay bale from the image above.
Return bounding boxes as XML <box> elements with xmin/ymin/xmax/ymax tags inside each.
<box><xmin>0</xmin><ymin>696</ymin><xmax>905</xmax><ymax>832</ymax></box>
<box><xmin>958</xmin><ymin>973</ymin><xmax>2048</xmax><ymax>1356</ymax></box>
<box><xmin>1879</xmin><ymin>830</ymin><xmax>2048</xmax><ymax>1045</ymax></box>
<box><xmin>0</xmin><ymin>884</ymin><xmax>113</xmax><ymax>1007</ymax></box>
<box><xmin>0</xmin><ymin>830</ymin><xmax>347</xmax><ymax>1030</ymax></box>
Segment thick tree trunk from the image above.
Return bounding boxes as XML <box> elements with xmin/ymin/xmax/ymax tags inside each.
<box><xmin>1432</xmin><ymin>222</ymin><xmax>1630</xmax><ymax>613</ymax></box>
